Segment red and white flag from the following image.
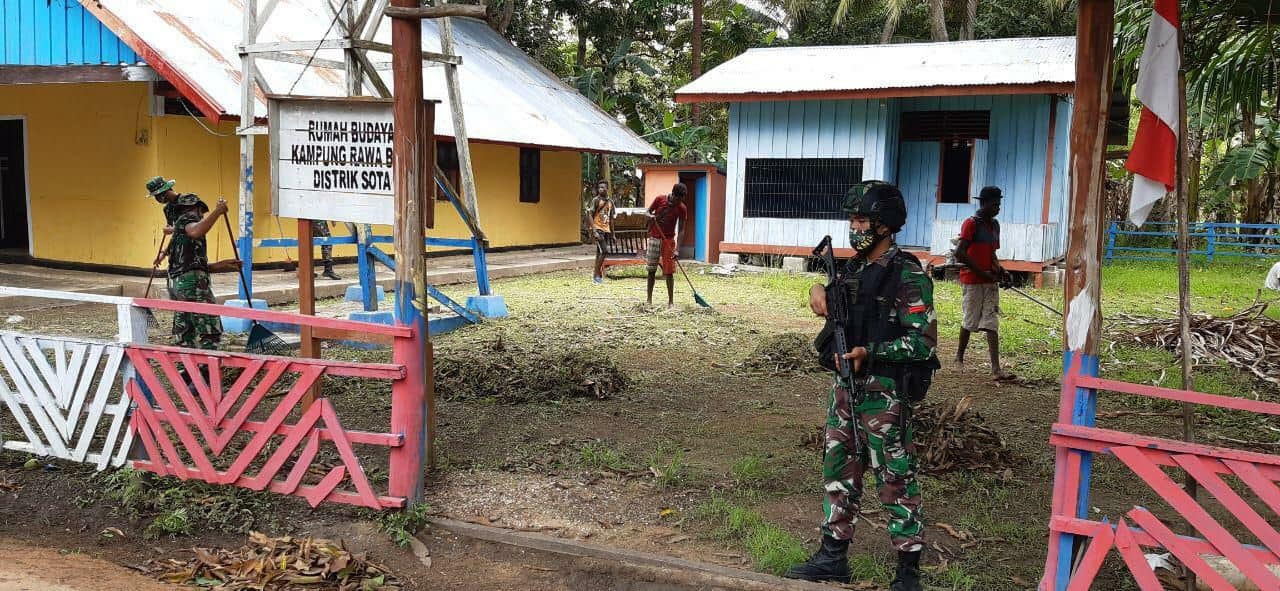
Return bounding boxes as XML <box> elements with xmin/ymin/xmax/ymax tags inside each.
<box><xmin>1124</xmin><ymin>0</ymin><xmax>1181</xmax><ymax>227</ymax></box>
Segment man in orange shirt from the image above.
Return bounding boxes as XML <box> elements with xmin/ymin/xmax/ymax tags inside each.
<box><xmin>589</xmin><ymin>180</ymin><xmax>615</xmax><ymax>284</ymax></box>
<box><xmin>646</xmin><ymin>183</ymin><xmax>687</xmax><ymax>307</ymax></box>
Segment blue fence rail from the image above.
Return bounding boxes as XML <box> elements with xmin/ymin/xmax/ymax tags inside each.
<box><xmin>251</xmin><ymin>174</ymin><xmax>493</xmax><ymax>329</ymax></box>
<box><xmin>255</xmin><ymin>229</ymin><xmax>488</xmax><ymax>323</ymax></box>
<box><xmin>1104</xmin><ymin>221</ymin><xmax>1280</xmax><ymax>263</ymax></box>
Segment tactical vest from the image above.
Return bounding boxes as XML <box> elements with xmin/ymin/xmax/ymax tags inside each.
<box><xmin>839</xmin><ymin>250</ymin><xmax>940</xmax><ymax>401</ymax></box>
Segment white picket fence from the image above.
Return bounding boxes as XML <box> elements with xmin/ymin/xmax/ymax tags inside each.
<box><xmin>0</xmin><ymin>287</ymin><xmax>147</xmax><ymax>469</ymax></box>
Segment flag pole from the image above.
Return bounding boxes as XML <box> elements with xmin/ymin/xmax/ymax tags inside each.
<box><xmin>1175</xmin><ymin>18</ymin><xmax>1198</xmax><ymax>591</ymax></box>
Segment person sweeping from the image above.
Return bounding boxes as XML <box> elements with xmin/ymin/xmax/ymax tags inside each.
<box><xmin>147</xmin><ymin>176</ymin><xmax>241</xmax><ymax>350</ymax></box>
<box><xmin>645</xmin><ymin>183</ymin><xmax>687</xmax><ymax>308</ymax></box>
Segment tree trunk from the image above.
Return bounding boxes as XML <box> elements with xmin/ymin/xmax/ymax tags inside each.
<box><xmin>1187</xmin><ymin>126</ymin><xmax>1203</xmax><ymax>221</ymax></box>
<box><xmin>880</xmin><ymin>12</ymin><xmax>899</xmax><ymax>43</ymax></box>
<box><xmin>691</xmin><ymin>0</ymin><xmax>703</xmax><ymax>125</ymax></box>
<box><xmin>928</xmin><ymin>0</ymin><xmax>948</xmax><ymax>41</ymax></box>
<box><xmin>495</xmin><ymin>0</ymin><xmax>516</xmax><ymax>35</ymax></box>
<box><xmin>576</xmin><ymin>25</ymin><xmax>587</xmax><ymax>68</ymax></box>
<box><xmin>1243</xmin><ymin>106</ymin><xmax>1265</xmax><ymax>224</ymax></box>
<box><xmin>960</xmin><ymin>0</ymin><xmax>977</xmax><ymax>40</ymax></box>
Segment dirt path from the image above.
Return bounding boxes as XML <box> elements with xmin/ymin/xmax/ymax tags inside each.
<box><xmin>0</xmin><ymin>540</ymin><xmax>179</xmax><ymax>591</ymax></box>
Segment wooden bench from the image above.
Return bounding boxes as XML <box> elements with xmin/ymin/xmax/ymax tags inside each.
<box><xmin>599</xmin><ymin>208</ymin><xmax>650</xmax><ymax>272</ymax></box>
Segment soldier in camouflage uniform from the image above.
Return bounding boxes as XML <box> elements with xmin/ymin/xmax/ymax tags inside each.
<box><xmin>147</xmin><ymin>176</ymin><xmax>241</xmax><ymax>350</ymax></box>
<box><xmin>311</xmin><ymin>220</ymin><xmax>342</xmax><ymax>280</ymax></box>
<box><xmin>786</xmin><ymin>181</ymin><xmax>938</xmax><ymax>591</ymax></box>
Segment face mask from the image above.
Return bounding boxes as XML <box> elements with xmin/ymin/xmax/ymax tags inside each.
<box><xmin>849</xmin><ymin>225</ymin><xmax>882</xmax><ymax>257</ymax></box>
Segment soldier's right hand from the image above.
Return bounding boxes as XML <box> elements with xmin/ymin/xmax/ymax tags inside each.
<box><xmin>809</xmin><ymin>284</ymin><xmax>828</xmax><ymax>317</ymax></box>
<box><xmin>213</xmin><ymin>198</ymin><xmax>229</xmax><ymax>216</ymax></box>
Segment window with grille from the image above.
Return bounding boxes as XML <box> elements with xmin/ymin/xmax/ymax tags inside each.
<box><xmin>900</xmin><ymin>110</ymin><xmax>990</xmax><ymax>141</ymax></box>
<box><xmin>743</xmin><ymin>158</ymin><xmax>863</xmax><ymax>220</ymax></box>
<box><xmin>519</xmin><ymin>148</ymin><xmax>540</xmax><ymax>203</ymax></box>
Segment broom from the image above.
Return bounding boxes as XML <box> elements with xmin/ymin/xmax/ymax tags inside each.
<box><xmin>221</xmin><ymin>213</ymin><xmax>291</xmax><ymax>355</ymax></box>
<box><xmin>648</xmin><ymin>208</ymin><xmax>711</xmax><ymax>308</ymax></box>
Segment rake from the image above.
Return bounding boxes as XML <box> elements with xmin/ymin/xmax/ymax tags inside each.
<box><xmin>141</xmin><ymin>233</ymin><xmax>167</xmax><ymax>328</ymax></box>
<box><xmin>222</xmin><ymin>213</ymin><xmax>291</xmax><ymax>356</ymax></box>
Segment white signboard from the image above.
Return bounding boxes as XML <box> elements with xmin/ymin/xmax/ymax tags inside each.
<box><xmin>270</xmin><ymin>97</ymin><xmax>397</xmax><ymax>225</ymax></box>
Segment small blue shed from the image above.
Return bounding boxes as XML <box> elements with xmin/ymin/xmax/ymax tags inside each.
<box><xmin>676</xmin><ymin>36</ymin><xmax>1075</xmax><ymax>275</ymax></box>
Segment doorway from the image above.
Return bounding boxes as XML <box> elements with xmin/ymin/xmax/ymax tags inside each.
<box><xmin>677</xmin><ymin>171</ymin><xmax>705</xmax><ymax>260</ymax></box>
<box><xmin>0</xmin><ymin>119</ymin><xmax>29</xmax><ymax>255</ymax></box>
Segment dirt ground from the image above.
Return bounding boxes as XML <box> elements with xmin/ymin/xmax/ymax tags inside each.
<box><xmin>1</xmin><ymin>265</ymin><xmax>1278</xmax><ymax>590</ymax></box>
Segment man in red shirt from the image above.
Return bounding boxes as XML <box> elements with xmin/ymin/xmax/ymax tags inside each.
<box><xmin>955</xmin><ymin>186</ymin><xmax>1015</xmax><ymax>381</ymax></box>
<box><xmin>646</xmin><ymin>183</ymin><xmax>688</xmax><ymax>307</ymax></box>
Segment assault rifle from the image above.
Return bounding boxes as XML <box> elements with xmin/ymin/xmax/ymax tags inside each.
<box><xmin>814</xmin><ymin>235</ymin><xmax>854</xmax><ymax>383</ymax></box>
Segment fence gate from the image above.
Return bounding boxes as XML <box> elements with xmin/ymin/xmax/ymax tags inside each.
<box><xmin>1042</xmin><ymin>354</ymin><xmax>1280</xmax><ymax>589</ymax></box>
<box><xmin>0</xmin><ymin>287</ymin><xmax>425</xmax><ymax>509</ymax></box>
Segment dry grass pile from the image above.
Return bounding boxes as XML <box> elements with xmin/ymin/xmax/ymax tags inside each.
<box><xmin>740</xmin><ymin>332</ymin><xmax>819</xmax><ymax>374</ymax></box>
<box><xmin>146</xmin><ymin>531</ymin><xmax>398</xmax><ymax>590</ymax></box>
<box><xmin>435</xmin><ymin>336</ymin><xmax>627</xmax><ymax>403</ymax></box>
<box><xmin>916</xmin><ymin>396</ymin><xmax>1015</xmax><ymax>473</ymax></box>
<box><xmin>1116</xmin><ymin>302</ymin><xmax>1280</xmax><ymax>385</ymax></box>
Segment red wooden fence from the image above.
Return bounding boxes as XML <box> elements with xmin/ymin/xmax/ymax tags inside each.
<box><xmin>1042</xmin><ymin>360</ymin><xmax>1280</xmax><ymax>589</ymax></box>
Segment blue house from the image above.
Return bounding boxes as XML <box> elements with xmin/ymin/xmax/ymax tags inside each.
<box><xmin>676</xmin><ymin>37</ymin><xmax>1075</xmax><ymax>276</ymax></box>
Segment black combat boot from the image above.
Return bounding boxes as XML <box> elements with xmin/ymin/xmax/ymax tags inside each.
<box><xmin>889</xmin><ymin>550</ymin><xmax>923</xmax><ymax>591</ymax></box>
<box><xmin>783</xmin><ymin>535</ymin><xmax>849</xmax><ymax>582</ymax></box>
<box><xmin>322</xmin><ymin>264</ymin><xmax>342</xmax><ymax>280</ymax></box>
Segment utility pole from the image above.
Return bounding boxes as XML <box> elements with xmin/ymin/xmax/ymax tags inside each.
<box><xmin>691</xmin><ymin>0</ymin><xmax>703</xmax><ymax>126</ymax></box>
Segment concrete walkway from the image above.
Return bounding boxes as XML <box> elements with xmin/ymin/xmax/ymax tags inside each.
<box><xmin>0</xmin><ymin>245</ymin><xmax>595</xmax><ymax>310</ymax></box>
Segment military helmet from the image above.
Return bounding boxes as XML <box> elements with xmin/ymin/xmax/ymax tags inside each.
<box><xmin>841</xmin><ymin>180</ymin><xmax>907</xmax><ymax>233</ymax></box>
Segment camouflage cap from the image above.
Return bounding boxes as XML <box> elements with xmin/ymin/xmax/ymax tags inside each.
<box><xmin>146</xmin><ymin>176</ymin><xmax>175</xmax><ymax>197</ymax></box>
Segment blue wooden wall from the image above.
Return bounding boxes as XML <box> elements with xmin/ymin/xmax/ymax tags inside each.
<box><xmin>896</xmin><ymin>95</ymin><xmax>1067</xmax><ymax>227</ymax></box>
<box><xmin>724</xmin><ymin>99</ymin><xmax>895</xmax><ymax>248</ymax></box>
<box><xmin>1</xmin><ymin>0</ymin><xmax>140</xmax><ymax>66</ymax></box>
<box><xmin>723</xmin><ymin>93</ymin><xmax>1071</xmax><ymax>253</ymax></box>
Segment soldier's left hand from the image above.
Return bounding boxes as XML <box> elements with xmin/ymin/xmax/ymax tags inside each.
<box><xmin>841</xmin><ymin>346</ymin><xmax>869</xmax><ymax>373</ymax></box>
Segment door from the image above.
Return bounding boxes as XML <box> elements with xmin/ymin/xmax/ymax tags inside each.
<box><xmin>693</xmin><ymin>174</ymin><xmax>709</xmax><ymax>261</ymax></box>
<box><xmin>894</xmin><ymin>141</ymin><xmax>939</xmax><ymax>248</ymax></box>
<box><xmin>0</xmin><ymin>120</ymin><xmax>29</xmax><ymax>253</ymax></box>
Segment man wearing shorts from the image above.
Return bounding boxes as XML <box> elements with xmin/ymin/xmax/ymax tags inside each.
<box><xmin>590</xmin><ymin>180</ymin><xmax>615</xmax><ymax>284</ymax></box>
<box><xmin>646</xmin><ymin>183</ymin><xmax>687</xmax><ymax>307</ymax></box>
<box><xmin>955</xmin><ymin>186</ymin><xmax>1015</xmax><ymax>381</ymax></box>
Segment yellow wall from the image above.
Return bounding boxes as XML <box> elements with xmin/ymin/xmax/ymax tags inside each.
<box><xmin>0</xmin><ymin>81</ymin><xmax>582</xmax><ymax>269</ymax></box>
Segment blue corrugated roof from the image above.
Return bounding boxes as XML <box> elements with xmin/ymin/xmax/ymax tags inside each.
<box><xmin>1</xmin><ymin>0</ymin><xmax>140</xmax><ymax>66</ymax></box>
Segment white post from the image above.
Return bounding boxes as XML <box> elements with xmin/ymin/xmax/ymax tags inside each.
<box><xmin>237</xmin><ymin>0</ymin><xmax>259</xmax><ymax>300</ymax></box>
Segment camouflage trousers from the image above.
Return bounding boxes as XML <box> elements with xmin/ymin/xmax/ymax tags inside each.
<box><xmin>311</xmin><ymin>220</ymin><xmax>334</xmax><ymax>270</ymax></box>
<box><xmin>168</xmin><ymin>270</ymin><xmax>221</xmax><ymax>350</ymax></box>
<box><xmin>821</xmin><ymin>375</ymin><xmax>924</xmax><ymax>552</ymax></box>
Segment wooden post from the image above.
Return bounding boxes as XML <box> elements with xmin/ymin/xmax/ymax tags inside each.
<box><xmin>1063</xmin><ymin>0</ymin><xmax>1113</xmax><ymax>359</ymax></box>
<box><xmin>1042</xmin><ymin>94</ymin><xmax>1059</xmax><ymax>226</ymax></box>
<box><xmin>436</xmin><ymin>0</ymin><xmax>482</xmax><ymax>228</ymax></box>
<box><xmin>344</xmin><ymin>0</ymin><xmax>361</xmax><ymax>97</ymax></box>
<box><xmin>237</xmin><ymin>0</ymin><xmax>259</xmax><ymax>301</ymax></box>
<box><xmin>389</xmin><ymin>0</ymin><xmax>434</xmax><ymax>504</ymax></box>
<box><xmin>298</xmin><ymin>219</ymin><xmax>319</xmax><ymax>410</ymax></box>
<box><xmin>1045</xmin><ymin>1</ymin><xmax>1113</xmax><ymax>588</ymax></box>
